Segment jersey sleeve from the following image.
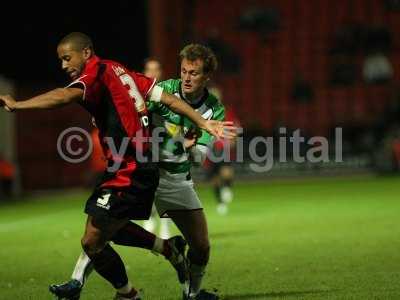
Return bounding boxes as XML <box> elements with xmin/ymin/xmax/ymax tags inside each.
<box><xmin>146</xmin><ymin>100</ymin><xmax>182</xmax><ymax>124</ymax></box>
<box><xmin>130</xmin><ymin>72</ymin><xmax>157</xmax><ymax>99</ymax></box>
<box><xmin>157</xmin><ymin>79</ymin><xmax>176</xmax><ymax>91</ymax></box>
<box><xmin>66</xmin><ymin>74</ymin><xmax>97</xmax><ymax>101</ymax></box>
<box><xmin>147</xmin><ymin>80</ymin><xmax>182</xmax><ymax>124</ymax></box>
<box><xmin>196</xmin><ymin>101</ymin><xmax>225</xmax><ymax>146</ymax></box>
<box><xmin>146</xmin><ymin>81</ymin><xmax>165</xmax><ymax>113</ymax></box>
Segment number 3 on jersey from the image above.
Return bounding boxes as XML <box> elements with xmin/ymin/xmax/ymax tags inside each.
<box><xmin>119</xmin><ymin>73</ymin><xmax>150</xmax><ymax>127</ymax></box>
<box><xmin>96</xmin><ymin>193</ymin><xmax>111</xmax><ymax>210</ymax></box>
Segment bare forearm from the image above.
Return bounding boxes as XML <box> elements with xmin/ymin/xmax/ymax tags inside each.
<box><xmin>14</xmin><ymin>88</ymin><xmax>83</xmax><ymax>110</ymax></box>
<box><xmin>160</xmin><ymin>92</ymin><xmax>206</xmax><ymax>129</ymax></box>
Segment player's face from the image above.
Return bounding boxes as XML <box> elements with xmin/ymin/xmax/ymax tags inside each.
<box><xmin>57</xmin><ymin>43</ymin><xmax>90</xmax><ymax>80</ymax></box>
<box><xmin>180</xmin><ymin>58</ymin><xmax>209</xmax><ymax>96</ymax></box>
<box><xmin>144</xmin><ymin>60</ymin><xmax>162</xmax><ymax>82</ymax></box>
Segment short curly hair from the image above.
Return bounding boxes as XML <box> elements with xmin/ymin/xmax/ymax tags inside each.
<box><xmin>179</xmin><ymin>44</ymin><xmax>218</xmax><ymax>74</ymax></box>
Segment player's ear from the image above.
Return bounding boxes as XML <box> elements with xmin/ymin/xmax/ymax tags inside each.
<box><xmin>83</xmin><ymin>47</ymin><xmax>92</xmax><ymax>59</ymax></box>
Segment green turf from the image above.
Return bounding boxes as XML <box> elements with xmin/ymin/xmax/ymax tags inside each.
<box><xmin>1</xmin><ymin>176</ymin><xmax>400</xmax><ymax>299</ymax></box>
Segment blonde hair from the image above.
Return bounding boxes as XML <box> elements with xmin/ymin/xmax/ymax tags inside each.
<box><xmin>179</xmin><ymin>44</ymin><xmax>218</xmax><ymax>74</ymax></box>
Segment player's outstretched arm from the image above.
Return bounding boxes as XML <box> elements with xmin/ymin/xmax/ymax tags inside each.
<box><xmin>159</xmin><ymin>91</ymin><xmax>206</xmax><ymax>127</ymax></box>
<box><xmin>0</xmin><ymin>87</ymin><xmax>83</xmax><ymax>112</ymax></box>
<box><xmin>159</xmin><ymin>91</ymin><xmax>236</xmax><ymax>139</ymax></box>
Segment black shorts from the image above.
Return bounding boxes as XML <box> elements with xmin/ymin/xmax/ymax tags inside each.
<box><xmin>85</xmin><ymin>161</ymin><xmax>159</xmax><ymax>220</ymax></box>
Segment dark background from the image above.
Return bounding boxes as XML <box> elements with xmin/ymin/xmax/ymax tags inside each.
<box><xmin>0</xmin><ymin>1</ymin><xmax>148</xmax><ymax>84</ymax></box>
<box><xmin>2</xmin><ymin>0</ymin><xmax>400</xmax><ymax>191</ymax></box>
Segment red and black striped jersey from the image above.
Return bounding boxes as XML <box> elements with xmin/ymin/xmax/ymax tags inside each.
<box><xmin>68</xmin><ymin>55</ymin><xmax>156</xmax><ymax>189</ymax></box>
<box><xmin>69</xmin><ymin>55</ymin><xmax>156</xmax><ymax>156</ymax></box>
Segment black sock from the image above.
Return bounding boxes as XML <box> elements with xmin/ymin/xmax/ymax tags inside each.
<box><xmin>112</xmin><ymin>221</ymin><xmax>156</xmax><ymax>250</ymax></box>
<box><xmin>89</xmin><ymin>244</ymin><xmax>128</xmax><ymax>289</ymax></box>
<box><xmin>214</xmin><ymin>186</ymin><xmax>223</xmax><ymax>203</ymax></box>
<box><xmin>187</xmin><ymin>248</ymin><xmax>209</xmax><ymax>266</ymax></box>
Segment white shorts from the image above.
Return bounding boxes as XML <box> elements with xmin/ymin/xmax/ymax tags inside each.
<box><xmin>155</xmin><ymin>168</ymin><xmax>202</xmax><ymax>217</ymax></box>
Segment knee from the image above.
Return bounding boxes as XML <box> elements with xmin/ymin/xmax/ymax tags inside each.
<box><xmin>81</xmin><ymin>236</ymin><xmax>103</xmax><ymax>257</ymax></box>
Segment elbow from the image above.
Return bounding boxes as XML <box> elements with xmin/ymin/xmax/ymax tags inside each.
<box><xmin>57</xmin><ymin>88</ymin><xmax>73</xmax><ymax>104</ymax></box>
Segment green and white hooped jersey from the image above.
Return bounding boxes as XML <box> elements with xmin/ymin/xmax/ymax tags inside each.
<box><xmin>146</xmin><ymin>79</ymin><xmax>225</xmax><ymax>174</ymax></box>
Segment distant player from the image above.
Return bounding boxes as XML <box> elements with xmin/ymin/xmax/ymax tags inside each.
<box><xmin>0</xmin><ymin>153</ymin><xmax>15</xmax><ymax>198</ymax></box>
<box><xmin>49</xmin><ymin>44</ymin><xmax>227</xmax><ymax>300</ymax></box>
<box><xmin>0</xmin><ymin>33</ymin><xmax>234</xmax><ymax>300</ymax></box>
<box><xmin>88</xmin><ymin>127</ymin><xmax>107</xmax><ymax>186</ymax></box>
<box><xmin>206</xmin><ymin>85</ymin><xmax>241</xmax><ymax>215</ymax></box>
<box><xmin>143</xmin><ymin>57</ymin><xmax>163</xmax><ymax>83</ymax></box>
<box><xmin>142</xmin><ymin>57</ymin><xmax>172</xmax><ymax>239</ymax></box>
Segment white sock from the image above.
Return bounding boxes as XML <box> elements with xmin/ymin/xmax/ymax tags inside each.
<box><xmin>143</xmin><ymin>217</ymin><xmax>156</xmax><ymax>233</ymax></box>
<box><xmin>152</xmin><ymin>236</ymin><xmax>164</xmax><ymax>255</ymax></box>
<box><xmin>220</xmin><ymin>186</ymin><xmax>233</xmax><ymax>203</ymax></box>
<box><xmin>183</xmin><ymin>281</ymin><xmax>190</xmax><ymax>297</ymax></box>
<box><xmin>117</xmin><ymin>282</ymin><xmax>132</xmax><ymax>294</ymax></box>
<box><xmin>159</xmin><ymin>218</ymin><xmax>171</xmax><ymax>239</ymax></box>
<box><xmin>71</xmin><ymin>252</ymin><xmax>93</xmax><ymax>285</ymax></box>
<box><xmin>188</xmin><ymin>263</ymin><xmax>206</xmax><ymax>296</ymax></box>
<box><xmin>217</xmin><ymin>203</ymin><xmax>228</xmax><ymax>215</ymax></box>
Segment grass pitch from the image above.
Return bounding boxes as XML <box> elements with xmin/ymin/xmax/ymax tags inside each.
<box><xmin>0</xmin><ymin>176</ymin><xmax>399</xmax><ymax>299</ymax></box>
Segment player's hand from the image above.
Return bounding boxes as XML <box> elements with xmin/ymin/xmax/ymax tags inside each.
<box><xmin>202</xmin><ymin>120</ymin><xmax>237</xmax><ymax>139</ymax></box>
<box><xmin>184</xmin><ymin>128</ymin><xmax>199</xmax><ymax>149</ymax></box>
<box><xmin>184</xmin><ymin>136</ymin><xmax>197</xmax><ymax>149</ymax></box>
<box><xmin>0</xmin><ymin>95</ymin><xmax>17</xmax><ymax>112</ymax></box>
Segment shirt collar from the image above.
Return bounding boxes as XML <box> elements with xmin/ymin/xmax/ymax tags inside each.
<box><xmin>82</xmin><ymin>55</ymin><xmax>100</xmax><ymax>74</ymax></box>
<box><xmin>178</xmin><ymin>81</ymin><xmax>209</xmax><ymax>109</ymax></box>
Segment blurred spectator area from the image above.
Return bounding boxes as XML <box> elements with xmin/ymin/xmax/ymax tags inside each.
<box><xmin>15</xmin><ymin>83</ymin><xmax>91</xmax><ymax>190</ymax></box>
<box><xmin>13</xmin><ymin>0</ymin><xmax>400</xmax><ymax>190</ymax></box>
<box><xmin>149</xmin><ymin>0</ymin><xmax>400</xmax><ymax>137</ymax></box>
